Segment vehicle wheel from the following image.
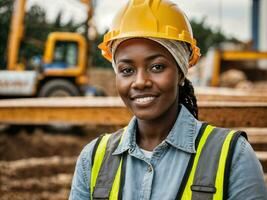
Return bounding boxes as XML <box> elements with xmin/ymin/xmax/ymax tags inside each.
<box><xmin>38</xmin><ymin>79</ymin><xmax>81</xmax><ymax>97</ymax></box>
<box><xmin>38</xmin><ymin>79</ymin><xmax>81</xmax><ymax>132</ymax></box>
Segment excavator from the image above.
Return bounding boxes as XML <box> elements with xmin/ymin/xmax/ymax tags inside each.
<box><xmin>0</xmin><ymin>0</ymin><xmax>98</xmax><ymax>97</ymax></box>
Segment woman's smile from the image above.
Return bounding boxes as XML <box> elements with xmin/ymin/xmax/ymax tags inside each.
<box><xmin>134</xmin><ymin>96</ymin><xmax>156</xmax><ymax>104</ymax></box>
<box><xmin>131</xmin><ymin>93</ymin><xmax>158</xmax><ymax>106</ymax></box>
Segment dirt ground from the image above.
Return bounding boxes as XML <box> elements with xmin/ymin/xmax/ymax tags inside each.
<box><xmin>0</xmin><ymin>125</ymin><xmax>122</xmax><ymax>200</ymax></box>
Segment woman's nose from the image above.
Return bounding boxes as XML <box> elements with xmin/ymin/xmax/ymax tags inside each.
<box><xmin>131</xmin><ymin>70</ymin><xmax>152</xmax><ymax>90</ymax></box>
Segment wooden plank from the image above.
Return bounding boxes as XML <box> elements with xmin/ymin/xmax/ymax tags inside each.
<box><xmin>197</xmin><ymin>94</ymin><xmax>267</xmax><ymax>102</ymax></box>
<box><xmin>0</xmin><ymin>97</ymin><xmax>266</xmax><ymax>127</ymax></box>
<box><xmin>0</xmin><ymin>107</ymin><xmax>132</xmax><ymax>126</ymax></box>
<box><xmin>0</xmin><ymin>96</ymin><xmax>124</xmax><ymax>107</ymax></box>
<box><xmin>256</xmin><ymin>152</ymin><xmax>267</xmax><ymax>162</ymax></box>
<box><xmin>198</xmin><ymin>101</ymin><xmax>267</xmax><ymax>127</ymax></box>
<box><xmin>195</xmin><ymin>87</ymin><xmax>267</xmax><ymax>102</ymax></box>
<box><xmin>257</xmin><ymin>151</ymin><xmax>267</xmax><ymax>173</ymax></box>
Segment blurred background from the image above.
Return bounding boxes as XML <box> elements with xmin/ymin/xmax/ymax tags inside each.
<box><xmin>0</xmin><ymin>0</ymin><xmax>266</xmax><ymax>199</ymax></box>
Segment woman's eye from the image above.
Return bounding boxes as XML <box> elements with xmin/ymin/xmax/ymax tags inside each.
<box><xmin>119</xmin><ymin>67</ymin><xmax>134</xmax><ymax>75</ymax></box>
<box><xmin>151</xmin><ymin>64</ymin><xmax>165</xmax><ymax>72</ymax></box>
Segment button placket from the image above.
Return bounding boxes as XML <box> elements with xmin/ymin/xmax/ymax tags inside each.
<box><xmin>141</xmin><ymin>163</ymin><xmax>154</xmax><ymax>200</ymax></box>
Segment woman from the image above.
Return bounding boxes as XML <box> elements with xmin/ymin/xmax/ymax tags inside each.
<box><xmin>69</xmin><ymin>0</ymin><xmax>266</xmax><ymax>199</ymax></box>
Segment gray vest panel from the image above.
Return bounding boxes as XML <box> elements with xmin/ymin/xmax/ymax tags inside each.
<box><xmin>92</xmin><ymin>129</ymin><xmax>123</xmax><ymax>200</ymax></box>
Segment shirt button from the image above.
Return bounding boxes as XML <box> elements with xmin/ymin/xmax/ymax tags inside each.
<box><xmin>162</xmin><ymin>142</ymin><xmax>168</xmax><ymax>148</ymax></box>
<box><xmin>147</xmin><ymin>165</ymin><xmax>153</xmax><ymax>172</ymax></box>
<box><xmin>129</xmin><ymin>148</ymin><xmax>134</xmax><ymax>153</ymax></box>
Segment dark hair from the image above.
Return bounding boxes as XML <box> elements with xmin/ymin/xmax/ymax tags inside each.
<box><xmin>179</xmin><ymin>78</ymin><xmax>198</xmax><ymax>119</ymax></box>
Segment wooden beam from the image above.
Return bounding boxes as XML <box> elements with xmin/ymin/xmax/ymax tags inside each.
<box><xmin>195</xmin><ymin>87</ymin><xmax>267</xmax><ymax>102</ymax></box>
<box><xmin>0</xmin><ymin>97</ymin><xmax>266</xmax><ymax>127</ymax></box>
<box><xmin>198</xmin><ymin>101</ymin><xmax>267</xmax><ymax>127</ymax></box>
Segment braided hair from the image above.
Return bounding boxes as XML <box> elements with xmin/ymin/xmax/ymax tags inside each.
<box><xmin>179</xmin><ymin>78</ymin><xmax>198</xmax><ymax>119</ymax></box>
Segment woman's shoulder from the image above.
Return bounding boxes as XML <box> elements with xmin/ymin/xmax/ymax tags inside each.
<box><xmin>78</xmin><ymin>129</ymin><xmax>125</xmax><ymax>164</ymax></box>
<box><xmin>231</xmin><ymin>133</ymin><xmax>258</xmax><ymax>170</ymax></box>
<box><xmin>228</xmin><ymin>132</ymin><xmax>266</xmax><ymax>198</ymax></box>
<box><xmin>77</xmin><ymin>137</ymin><xmax>99</xmax><ymax>166</ymax></box>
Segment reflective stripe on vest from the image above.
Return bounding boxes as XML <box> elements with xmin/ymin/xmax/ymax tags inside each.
<box><xmin>90</xmin><ymin>125</ymin><xmax>246</xmax><ymax>200</ymax></box>
<box><xmin>91</xmin><ymin>128</ymin><xmax>126</xmax><ymax>200</ymax></box>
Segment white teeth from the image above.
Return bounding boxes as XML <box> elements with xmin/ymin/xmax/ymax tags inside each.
<box><xmin>135</xmin><ymin>97</ymin><xmax>155</xmax><ymax>103</ymax></box>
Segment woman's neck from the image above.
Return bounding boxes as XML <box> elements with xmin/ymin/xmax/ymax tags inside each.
<box><xmin>136</xmin><ymin>101</ymin><xmax>180</xmax><ymax>151</ymax></box>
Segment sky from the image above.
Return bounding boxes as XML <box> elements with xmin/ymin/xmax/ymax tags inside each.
<box><xmin>26</xmin><ymin>0</ymin><xmax>251</xmax><ymax>42</ymax></box>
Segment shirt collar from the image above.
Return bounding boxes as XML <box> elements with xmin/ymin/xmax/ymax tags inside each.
<box><xmin>113</xmin><ymin>117</ymin><xmax>137</xmax><ymax>155</ymax></box>
<box><xmin>165</xmin><ymin>104</ymin><xmax>198</xmax><ymax>153</ymax></box>
<box><xmin>113</xmin><ymin>104</ymin><xmax>198</xmax><ymax>155</ymax></box>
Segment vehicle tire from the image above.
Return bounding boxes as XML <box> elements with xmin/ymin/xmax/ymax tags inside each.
<box><xmin>38</xmin><ymin>79</ymin><xmax>81</xmax><ymax>132</ymax></box>
<box><xmin>38</xmin><ymin>79</ymin><xmax>81</xmax><ymax>97</ymax></box>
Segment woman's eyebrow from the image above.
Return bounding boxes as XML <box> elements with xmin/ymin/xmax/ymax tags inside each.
<box><xmin>145</xmin><ymin>53</ymin><xmax>165</xmax><ymax>62</ymax></box>
<box><xmin>117</xmin><ymin>54</ymin><xmax>165</xmax><ymax>64</ymax></box>
<box><xmin>116</xmin><ymin>58</ymin><xmax>134</xmax><ymax>64</ymax></box>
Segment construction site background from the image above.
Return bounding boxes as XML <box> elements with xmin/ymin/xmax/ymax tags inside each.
<box><xmin>0</xmin><ymin>0</ymin><xmax>267</xmax><ymax>199</ymax></box>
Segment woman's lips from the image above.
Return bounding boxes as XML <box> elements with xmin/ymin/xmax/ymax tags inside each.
<box><xmin>132</xmin><ymin>96</ymin><xmax>157</xmax><ymax>106</ymax></box>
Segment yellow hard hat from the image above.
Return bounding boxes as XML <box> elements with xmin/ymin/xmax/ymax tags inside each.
<box><xmin>98</xmin><ymin>0</ymin><xmax>200</xmax><ymax>66</ymax></box>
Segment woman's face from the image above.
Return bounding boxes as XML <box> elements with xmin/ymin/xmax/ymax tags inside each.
<box><xmin>115</xmin><ymin>38</ymin><xmax>182</xmax><ymax>121</ymax></box>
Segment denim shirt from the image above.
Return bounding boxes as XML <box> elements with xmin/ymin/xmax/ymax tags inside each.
<box><xmin>69</xmin><ymin>105</ymin><xmax>267</xmax><ymax>200</ymax></box>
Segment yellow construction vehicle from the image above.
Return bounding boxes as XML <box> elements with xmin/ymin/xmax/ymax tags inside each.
<box><xmin>202</xmin><ymin>48</ymin><xmax>267</xmax><ymax>87</ymax></box>
<box><xmin>0</xmin><ymin>0</ymin><xmax>97</xmax><ymax>97</ymax></box>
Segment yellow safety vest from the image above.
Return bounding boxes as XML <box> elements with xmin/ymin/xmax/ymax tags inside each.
<box><xmin>90</xmin><ymin>124</ymin><xmax>246</xmax><ymax>200</ymax></box>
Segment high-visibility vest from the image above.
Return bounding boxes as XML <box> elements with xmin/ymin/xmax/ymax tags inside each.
<box><xmin>90</xmin><ymin>123</ymin><xmax>247</xmax><ymax>200</ymax></box>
